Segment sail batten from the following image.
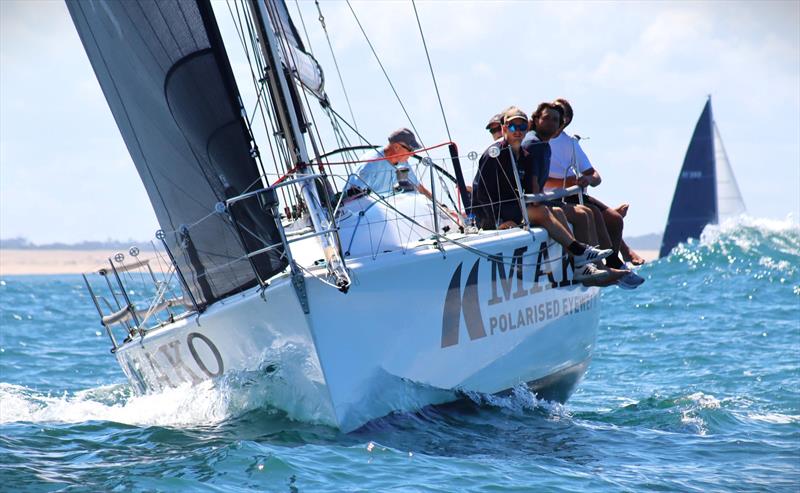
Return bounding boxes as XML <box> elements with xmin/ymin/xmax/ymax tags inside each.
<box><xmin>659</xmin><ymin>98</ymin><xmax>746</xmax><ymax>258</ymax></box>
<box><xmin>68</xmin><ymin>0</ymin><xmax>287</xmax><ymax>307</ymax></box>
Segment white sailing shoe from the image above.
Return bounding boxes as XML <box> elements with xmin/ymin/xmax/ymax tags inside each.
<box><xmin>573</xmin><ymin>263</ymin><xmax>610</xmax><ymax>282</ymax></box>
<box><xmin>573</xmin><ymin>245</ymin><xmax>613</xmax><ymax>267</ymax></box>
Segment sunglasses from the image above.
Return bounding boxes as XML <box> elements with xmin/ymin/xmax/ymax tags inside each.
<box><xmin>488</xmin><ymin>126</ymin><xmax>501</xmax><ymax>134</ymax></box>
<box><xmin>506</xmin><ymin>122</ymin><xmax>529</xmax><ymax>133</ymax></box>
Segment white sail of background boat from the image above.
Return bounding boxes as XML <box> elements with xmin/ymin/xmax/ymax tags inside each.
<box><xmin>660</xmin><ymin>97</ymin><xmax>746</xmax><ymax>258</ymax></box>
<box><xmin>69</xmin><ymin>0</ymin><xmax>602</xmax><ymax>431</ymax></box>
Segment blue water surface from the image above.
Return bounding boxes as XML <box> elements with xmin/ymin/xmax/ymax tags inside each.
<box><xmin>1</xmin><ymin>217</ymin><xmax>798</xmax><ymax>492</ymax></box>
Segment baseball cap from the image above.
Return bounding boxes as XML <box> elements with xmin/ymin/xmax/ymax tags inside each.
<box><xmin>485</xmin><ymin>113</ymin><xmax>503</xmax><ymax>129</ymax></box>
<box><xmin>388</xmin><ymin>128</ymin><xmax>421</xmax><ymax>150</ymax></box>
<box><xmin>503</xmin><ymin>106</ymin><xmax>528</xmax><ymax>124</ymax></box>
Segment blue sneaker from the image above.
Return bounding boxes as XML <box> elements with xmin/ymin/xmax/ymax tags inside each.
<box><xmin>617</xmin><ymin>271</ymin><xmax>645</xmax><ymax>290</ymax></box>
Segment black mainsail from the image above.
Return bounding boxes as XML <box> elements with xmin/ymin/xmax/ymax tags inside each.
<box><xmin>659</xmin><ymin>98</ymin><xmax>745</xmax><ymax>258</ymax></box>
<box><xmin>67</xmin><ymin>0</ymin><xmax>287</xmax><ymax>307</ymax></box>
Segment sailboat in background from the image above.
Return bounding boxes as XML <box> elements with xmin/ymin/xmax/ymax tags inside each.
<box><xmin>659</xmin><ymin>97</ymin><xmax>746</xmax><ymax>258</ymax></box>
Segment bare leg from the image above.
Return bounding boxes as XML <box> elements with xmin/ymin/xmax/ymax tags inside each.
<box><xmin>576</xmin><ymin>204</ymin><xmax>599</xmax><ymax>246</ymax></box>
<box><xmin>527</xmin><ymin>205</ymin><xmax>575</xmax><ymax>248</ymax></box>
<box><xmin>550</xmin><ymin>206</ymin><xmax>571</xmax><ymax>231</ymax></box>
<box><xmin>614</xmin><ymin>204</ymin><xmax>646</xmax><ymax>265</ymax></box>
<box><xmin>620</xmin><ymin>240</ymin><xmax>646</xmax><ymax>265</ymax></box>
<box><xmin>587</xmin><ymin>204</ymin><xmax>613</xmax><ymax>250</ymax></box>
<box><xmin>558</xmin><ymin>204</ymin><xmax>594</xmax><ymax>245</ymax></box>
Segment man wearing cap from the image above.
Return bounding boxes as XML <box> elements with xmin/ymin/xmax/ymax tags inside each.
<box><xmin>471</xmin><ymin>106</ymin><xmax>612</xmax><ymax>282</ymax></box>
<box><xmin>542</xmin><ymin>98</ymin><xmax>645</xmax><ymax>289</ymax></box>
<box><xmin>343</xmin><ymin>128</ymin><xmax>432</xmax><ymax>199</ymax></box>
<box><xmin>485</xmin><ymin>113</ymin><xmax>503</xmax><ymax>142</ymax></box>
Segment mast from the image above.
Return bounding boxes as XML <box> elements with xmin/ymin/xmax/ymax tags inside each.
<box><xmin>248</xmin><ymin>0</ymin><xmax>350</xmax><ymax>291</ymax></box>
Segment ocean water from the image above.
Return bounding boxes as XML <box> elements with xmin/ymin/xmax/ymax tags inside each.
<box><xmin>1</xmin><ymin>217</ymin><xmax>798</xmax><ymax>492</ymax></box>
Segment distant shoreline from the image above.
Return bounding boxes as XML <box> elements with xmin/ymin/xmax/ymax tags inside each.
<box><xmin>0</xmin><ymin>247</ymin><xmax>659</xmax><ymax>276</ymax></box>
<box><xmin>0</xmin><ymin>249</ymin><xmax>149</xmax><ymax>276</ymax></box>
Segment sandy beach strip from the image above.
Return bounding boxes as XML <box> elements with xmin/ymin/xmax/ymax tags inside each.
<box><xmin>1</xmin><ymin>247</ymin><xmax>660</xmax><ymax>276</ymax></box>
<box><xmin>0</xmin><ymin>249</ymin><xmax>169</xmax><ymax>276</ymax></box>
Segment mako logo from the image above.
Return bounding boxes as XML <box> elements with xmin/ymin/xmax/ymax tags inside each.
<box><xmin>441</xmin><ymin>259</ymin><xmax>486</xmax><ymax>348</ymax></box>
<box><xmin>441</xmin><ymin>242</ymin><xmax>576</xmax><ymax>348</ymax></box>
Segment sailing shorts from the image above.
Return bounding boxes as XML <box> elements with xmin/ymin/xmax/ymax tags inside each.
<box><xmin>563</xmin><ymin>193</ymin><xmax>609</xmax><ymax>211</ymax></box>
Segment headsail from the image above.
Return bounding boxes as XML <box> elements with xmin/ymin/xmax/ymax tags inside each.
<box><xmin>659</xmin><ymin>98</ymin><xmax>746</xmax><ymax>258</ymax></box>
<box><xmin>67</xmin><ymin>0</ymin><xmax>287</xmax><ymax>308</ymax></box>
<box><xmin>714</xmin><ymin>122</ymin><xmax>746</xmax><ymax>221</ymax></box>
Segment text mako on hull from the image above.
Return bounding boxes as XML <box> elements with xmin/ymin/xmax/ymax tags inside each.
<box><xmin>69</xmin><ymin>0</ymin><xmax>628</xmax><ymax>430</ymax></box>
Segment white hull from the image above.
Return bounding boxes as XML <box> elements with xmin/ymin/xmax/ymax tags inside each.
<box><xmin>115</xmin><ymin>226</ymin><xmax>599</xmax><ymax>431</ymax></box>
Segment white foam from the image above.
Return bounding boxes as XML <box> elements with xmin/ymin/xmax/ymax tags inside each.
<box><xmin>685</xmin><ymin>391</ymin><xmax>721</xmax><ymax>409</ymax></box>
<box><xmin>745</xmin><ymin>412</ymin><xmax>800</xmax><ymax>425</ymax></box>
<box><xmin>699</xmin><ymin>214</ymin><xmax>799</xmax><ymax>251</ymax></box>
<box><xmin>462</xmin><ymin>383</ymin><xmax>570</xmax><ymax>418</ymax></box>
<box><xmin>0</xmin><ymin>380</ymin><xmax>250</xmax><ymax>428</ymax></box>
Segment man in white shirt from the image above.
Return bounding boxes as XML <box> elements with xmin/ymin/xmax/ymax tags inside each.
<box><xmin>343</xmin><ymin>128</ymin><xmax>432</xmax><ymax>199</ymax></box>
<box><xmin>547</xmin><ymin>98</ymin><xmax>645</xmax><ymax>285</ymax></box>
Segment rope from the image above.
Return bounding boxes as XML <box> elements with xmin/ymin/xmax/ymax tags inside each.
<box><xmin>411</xmin><ymin>0</ymin><xmax>452</xmax><ymax>142</ymax></box>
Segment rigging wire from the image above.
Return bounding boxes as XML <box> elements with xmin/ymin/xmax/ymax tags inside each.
<box><xmin>314</xmin><ymin>0</ymin><xmax>363</xmax><ymax>144</ymax></box>
<box><xmin>410</xmin><ymin>0</ymin><xmax>452</xmax><ymax>143</ymax></box>
<box><xmin>344</xmin><ymin>0</ymin><xmax>424</xmax><ymax>147</ymax></box>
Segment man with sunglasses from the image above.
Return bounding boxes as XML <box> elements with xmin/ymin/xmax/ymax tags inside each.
<box><xmin>471</xmin><ymin>107</ymin><xmax>611</xmax><ymax>282</ymax></box>
<box><xmin>343</xmin><ymin>128</ymin><xmax>432</xmax><ymax>199</ymax></box>
<box><xmin>486</xmin><ymin>113</ymin><xmax>503</xmax><ymax>142</ymax></box>
<box><xmin>524</xmin><ymin>103</ymin><xmax>608</xmax><ymax>263</ymax></box>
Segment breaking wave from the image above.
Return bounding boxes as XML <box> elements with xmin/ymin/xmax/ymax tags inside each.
<box><xmin>666</xmin><ymin>215</ymin><xmax>799</xmax><ymax>267</ymax></box>
<box><xmin>0</xmin><ymin>379</ymin><xmax>266</xmax><ymax>428</ymax></box>
<box><xmin>0</xmin><ymin>346</ymin><xmax>336</xmax><ymax>429</ymax></box>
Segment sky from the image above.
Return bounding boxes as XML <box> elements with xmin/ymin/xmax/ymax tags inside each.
<box><xmin>1</xmin><ymin>0</ymin><xmax>798</xmax><ymax>244</ymax></box>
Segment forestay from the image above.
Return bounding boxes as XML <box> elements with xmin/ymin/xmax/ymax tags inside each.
<box><xmin>67</xmin><ymin>0</ymin><xmax>287</xmax><ymax>308</ymax></box>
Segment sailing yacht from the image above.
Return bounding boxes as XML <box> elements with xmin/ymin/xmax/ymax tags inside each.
<box><xmin>660</xmin><ymin>98</ymin><xmax>746</xmax><ymax>258</ymax></box>
<box><xmin>69</xmin><ymin>0</ymin><xmax>602</xmax><ymax>431</ymax></box>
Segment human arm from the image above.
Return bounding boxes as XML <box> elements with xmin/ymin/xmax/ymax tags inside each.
<box><xmin>416</xmin><ymin>183</ymin><xmax>433</xmax><ymax>200</ymax></box>
<box><xmin>572</xmin><ymin>139</ymin><xmax>600</xmax><ymax>187</ymax></box>
<box><xmin>577</xmin><ymin>168</ymin><xmax>601</xmax><ymax>188</ymax></box>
